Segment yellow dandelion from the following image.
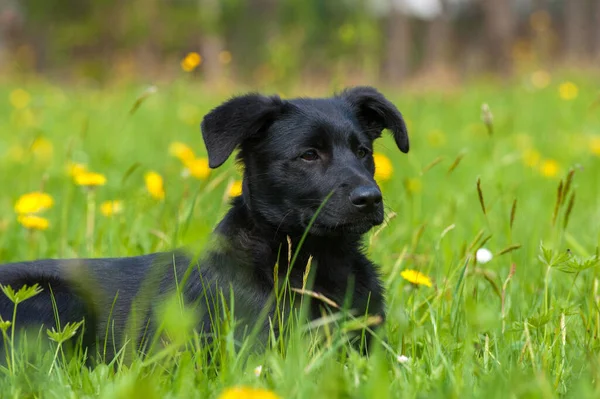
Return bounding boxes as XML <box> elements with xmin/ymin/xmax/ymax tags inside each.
<box><xmin>559</xmin><ymin>82</ymin><xmax>578</xmax><ymax>101</ymax></box>
<box><xmin>14</xmin><ymin>192</ymin><xmax>54</xmax><ymax>215</ymax></box>
<box><xmin>181</xmin><ymin>52</ymin><xmax>202</xmax><ymax>72</ymax></box>
<box><xmin>218</xmin><ymin>51</ymin><xmax>232</xmax><ymax>65</ymax></box>
<box><xmin>218</xmin><ymin>386</ymin><xmax>280</xmax><ymax>399</ymax></box>
<box><xmin>589</xmin><ymin>136</ymin><xmax>600</xmax><ymax>156</ymax></box>
<box><xmin>373</xmin><ymin>153</ymin><xmax>393</xmax><ymax>182</ymax></box>
<box><xmin>228</xmin><ymin>180</ymin><xmax>243</xmax><ymax>197</ymax></box>
<box><xmin>145</xmin><ymin>171</ymin><xmax>165</xmax><ymax>200</ymax></box>
<box><xmin>31</xmin><ymin>137</ymin><xmax>54</xmax><ymax>162</ymax></box>
<box><xmin>100</xmin><ymin>200</ymin><xmax>124</xmax><ymax>217</ymax></box>
<box><xmin>9</xmin><ymin>89</ymin><xmax>31</xmax><ymax>109</ymax></box>
<box><xmin>74</xmin><ymin>172</ymin><xmax>107</xmax><ymax>187</ymax></box>
<box><xmin>67</xmin><ymin>162</ymin><xmax>88</xmax><ymax>178</ymax></box>
<box><xmin>184</xmin><ymin>157</ymin><xmax>211</xmax><ymax>180</ymax></box>
<box><xmin>539</xmin><ymin>159</ymin><xmax>560</xmax><ymax>178</ymax></box>
<box><xmin>169</xmin><ymin>142</ymin><xmax>196</xmax><ymax>163</ymax></box>
<box><xmin>405</xmin><ymin>178</ymin><xmax>422</xmax><ymax>194</ymax></box>
<box><xmin>530</xmin><ymin>70</ymin><xmax>551</xmax><ymax>89</ymax></box>
<box><xmin>400</xmin><ymin>269</ymin><xmax>432</xmax><ymax>288</ymax></box>
<box><xmin>522</xmin><ymin>148</ymin><xmax>541</xmax><ymax>167</ymax></box>
<box><xmin>17</xmin><ymin>215</ymin><xmax>49</xmax><ymax>231</ymax></box>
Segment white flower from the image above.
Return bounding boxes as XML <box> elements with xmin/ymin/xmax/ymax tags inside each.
<box><xmin>253</xmin><ymin>365</ymin><xmax>263</xmax><ymax>377</ymax></box>
<box><xmin>476</xmin><ymin>248</ymin><xmax>493</xmax><ymax>264</ymax></box>
<box><xmin>396</xmin><ymin>355</ymin><xmax>410</xmax><ymax>364</ymax></box>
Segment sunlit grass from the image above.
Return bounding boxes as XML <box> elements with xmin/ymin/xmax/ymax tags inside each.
<box><xmin>0</xmin><ymin>72</ymin><xmax>599</xmax><ymax>397</ymax></box>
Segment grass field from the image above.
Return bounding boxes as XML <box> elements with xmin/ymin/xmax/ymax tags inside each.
<box><xmin>0</xmin><ymin>73</ymin><xmax>599</xmax><ymax>398</ymax></box>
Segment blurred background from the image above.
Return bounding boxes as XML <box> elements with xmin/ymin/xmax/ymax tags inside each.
<box><xmin>1</xmin><ymin>0</ymin><xmax>599</xmax><ymax>90</ymax></box>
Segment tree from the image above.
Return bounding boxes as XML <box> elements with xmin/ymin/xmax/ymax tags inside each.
<box><xmin>482</xmin><ymin>0</ymin><xmax>515</xmax><ymax>77</ymax></box>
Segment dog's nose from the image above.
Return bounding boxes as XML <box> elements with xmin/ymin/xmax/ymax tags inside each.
<box><xmin>349</xmin><ymin>186</ymin><xmax>382</xmax><ymax>211</ymax></box>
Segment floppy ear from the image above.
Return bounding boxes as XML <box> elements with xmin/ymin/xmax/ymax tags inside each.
<box><xmin>201</xmin><ymin>93</ymin><xmax>284</xmax><ymax>168</ymax></box>
<box><xmin>340</xmin><ymin>86</ymin><xmax>409</xmax><ymax>153</ymax></box>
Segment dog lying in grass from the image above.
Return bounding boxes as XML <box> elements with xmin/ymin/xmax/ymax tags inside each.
<box><xmin>0</xmin><ymin>86</ymin><xmax>409</xmax><ymax>364</ymax></box>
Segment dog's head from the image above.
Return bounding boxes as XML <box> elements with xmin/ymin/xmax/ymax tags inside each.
<box><xmin>200</xmin><ymin>86</ymin><xmax>409</xmax><ymax>236</ymax></box>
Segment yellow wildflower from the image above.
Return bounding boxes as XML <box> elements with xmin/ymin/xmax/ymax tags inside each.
<box><xmin>181</xmin><ymin>52</ymin><xmax>202</xmax><ymax>72</ymax></box>
<box><xmin>559</xmin><ymin>82</ymin><xmax>578</xmax><ymax>101</ymax></box>
<box><xmin>31</xmin><ymin>137</ymin><xmax>54</xmax><ymax>162</ymax></box>
<box><xmin>75</xmin><ymin>172</ymin><xmax>107</xmax><ymax>187</ymax></box>
<box><xmin>100</xmin><ymin>200</ymin><xmax>124</xmax><ymax>217</ymax></box>
<box><xmin>228</xmin><ymin>180</ymin><xmax>243</xmax><ymax>197</ymax></box>
<box><xmin>14</xmin><ymin>192</ymin><xmax>54</xmax><ymax>215</ymax></box>
<box><xmin>589</xmin><ymin>136</ymin><xmax>600</xmax><ymax>156</ymax></box>
<box><xmin>169</xmin><ymin>142</ymin><xmax>195</xmax><ymax>163</ymax></box>
<box><xmin>400</xmin><ymin>269</ymin><xmax>432</xmax><ymax>287</ymax></box>
<box><xmin>539</xmin><ymin>159</ymin><xmax>559</xmax><ymax>178</ymax></box>
<box><xmin>522</xmin><ymin>148</ymin><xmax>541</xmax><ymax>167</ymax></box>
<box><xmin>9</xmin><ymin>89</ymin><xmax>31</xmax><ymax>109</ymax></box>
<box><xmin>184</xmin><ymin>157</ymin><xmax>211</xmax><ymax>180</ymax></box>
<box><xmin>373</xmin><ymin>153</ymin><xmax>393</xmax><ymax>182</ymax></box>
<box><xmin>219</xmin><ymin>51</ymin><xmax>232</xmax><ymax>65</ymax></box>
<box><xmin>67</xmin><ymin>162</ymin><xmax>88</xmax><ymax>178</ymax></box>
<box><xmin>530</xmin><ymin>70</ymin><xmax>551</xmax><ymax>89</ymax></box>
<box><xmin>17</xmin><ymin>215</ymin><xmax>49</xmax><ymax>231</ymax></box>
<box><xmin>145</xmin><ymin>171</ymin><xmax>165</xmax><ymax>200</ymax></box>
<box><xmin>218</xmin><ymin>386</ymin><xmax>280</xmax><ymax>399</ymax></box>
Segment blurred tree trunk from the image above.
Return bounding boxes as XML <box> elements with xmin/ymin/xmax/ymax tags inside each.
<box><xmin>423</xmin><ymin>0</ymin><xmax>451</xmax><ymax>71</ymax></box>
<box><xmin>482</xmin><ymin>0</ymin><xmax>514</xmax><ymax>77</ymax></box>
<box><xmin>564</xmin><ymin>0</ymin><xmax>588</xmax><ymax>62</ymax></box>
<box><xmin>382</xmin><ymin>5</ymin><xmax>411</xmax><ymax>86</ymax></box>
<box><xmin>594</xmin><ymin>0</ymin><xmax>600</xmax><ymax>61</ymax></box>
<box><xmin>199</xmin><ymin>0</ymin><xmax>224</xmax><ymax>83</ymax></box>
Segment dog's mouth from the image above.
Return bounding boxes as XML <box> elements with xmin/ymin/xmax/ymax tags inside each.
<box><xmin>300</xmin><ymin>213</ymin><xmax>383</xmax><ymax>236</ymax></box>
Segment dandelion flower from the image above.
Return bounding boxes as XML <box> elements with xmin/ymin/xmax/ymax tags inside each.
<box><xmin>9</xmin><ymin>89</ymin><xmax>31</xmax><ymax>109</ymax></box>
<box><xmin>218</xmin><ymin>386</ymin><xmax>280</xmax><ymax>399</ymax></box>
<box><xmin>67</xmin><ymin>162</ymin><xmax>88</xmax><ymax>178</ymax></box>
<box><xmin>17</xmin><ymin>215</ymin><xmax>49</xmax><ymax>231</ymax></box>
<box><xmin>145</xmin><ymin>171</ymin><xmax>165</xmax><ymax>200</ymax></box>
<box><xmin>539</xmin><ymin>159</ymin><xmax>559</xmax><ymax>178</ymax></box>
<box><xmin>559</xmin><ymin>82</ymin><xmax>578</xmax><ymax>101</ymax></box>
<box><xmin>400</xmin><ymin>269</ymin><xmax>432</xmax><ymax>287</ymax></box>
<box><xmin>374</xmin><ymin>153</ymin><xmax>393</xmax><ymax>182</ymax></box>
<box><xmin>14</xmin><ymin>192</ymin><xmax>54</xmax><ymax>215</ymax></box>
<box><xmin>184</xmin><ymin>158</ymin><xmax>211</xmax><ymax>180</ymax></box>
<box><xmin>181</xmin><ymin>52</ymin><xmax>202</xmax><ymax>72</ymax></box>
<box><xmin>476</xmin><ymin>248</ymin><xmax>493</xmax><ymax>264</ymax></box>
<box><xmin>31</xmin><ymin>137</ymin><xmax>54</xmax><ymax>162</ymax></box>
<box><xmin>228</xmin><ymin>180</ymin><xmax>243</xmax><ymax>197</ymax></box>
<box><xmin>74</xmin><ymin>172</ymin><xmax>107</xmax><ymax>187</ymax></box>
<box><xmin>169</xmin><ymin>142</ymin><xmax>195</xmax><ymax>163</ymax></box>
<box><xmin>589</xmin><ymin>136</ymin><xmax>600</xmax><ymax>156</ymax></box>
<box><xmin>100</xmin><ymin>200</ymin><xmax>124</xmax><ymax>217</ymax></box>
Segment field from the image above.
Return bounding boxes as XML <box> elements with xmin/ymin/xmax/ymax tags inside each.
<box><xmin>0</xmin><ymin>73</ymin><xmax>599</xmax><ymax>398</ymax></box>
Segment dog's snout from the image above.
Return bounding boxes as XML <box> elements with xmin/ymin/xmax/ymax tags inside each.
<box><xmin>349</xmin><ymin>186</ymin><xmax>382</xmax><ymax>211</ymax></box>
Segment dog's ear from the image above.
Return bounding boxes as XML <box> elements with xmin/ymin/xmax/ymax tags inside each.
<box><xmin>201</xmin><ymin>94</ymin><xmax>284</xmax><ymax>168</ymax></box>
<box><xmin>340</xmin><ymin>86</ymin><xmax>409</xmax><ymax>153</ymax></box>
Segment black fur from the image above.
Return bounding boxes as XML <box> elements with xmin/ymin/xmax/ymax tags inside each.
<box><xmin>0</xmin><ymin>86</ymin><xmax>409</xmax><ymax>363</ymax></box>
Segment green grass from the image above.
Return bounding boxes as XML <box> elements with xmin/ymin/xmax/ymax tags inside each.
<box><xmin>0</xmin><ymin>73</ymin><xmax>599</xmax><ymax>398</ymax></box>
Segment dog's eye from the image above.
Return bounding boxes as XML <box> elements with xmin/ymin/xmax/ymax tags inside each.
<box><xmin>300</xmin><ymin>150</ymin><xmax>319</xmax><ymax>161</ymax></box>
<box><xmin>357</xmin><ymin>148</ymin><xmax>368</xmax><ymax>159</ymax></box>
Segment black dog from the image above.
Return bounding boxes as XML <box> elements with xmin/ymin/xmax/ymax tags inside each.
<box><xmin>0</xmin><ymin>86</ymin><xmax>409</xmax><ymax>363</ymax></box>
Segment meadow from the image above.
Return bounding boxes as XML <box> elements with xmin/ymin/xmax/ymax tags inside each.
<box><xmin>0</xmin><ymin>71</ymin><xmax>599</xmax><ymax>398</ymax></box>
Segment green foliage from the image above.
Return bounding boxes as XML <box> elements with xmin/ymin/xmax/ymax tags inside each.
<box><xmin>0</xmin><ymin>73</ymin><xmax>599</xmax><ymax>397</ymax></box>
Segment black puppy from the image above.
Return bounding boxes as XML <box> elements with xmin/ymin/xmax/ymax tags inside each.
<box><xmin>0</xmin><ymin>86</ymin><xmax>409</xmax><ymax>362</ymax></box>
